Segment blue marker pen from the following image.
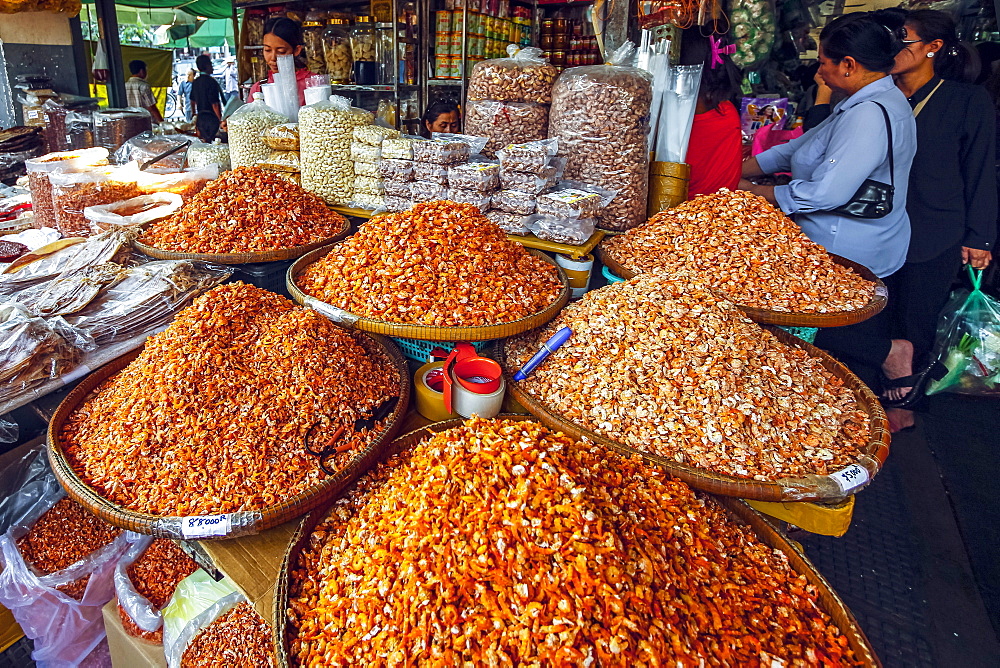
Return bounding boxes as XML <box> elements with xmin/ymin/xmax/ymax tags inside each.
<box><xmin>513</xmin><ymin>327</ymin><xmax>572</xmax><ymax>382</ymax></box>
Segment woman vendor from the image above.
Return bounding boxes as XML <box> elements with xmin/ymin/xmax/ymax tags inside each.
<box><xmin>419</xmin><ymin>99</ymin><xmax>461</xmax><ymax>138</ymax></box>
<box><xmin>740</xmin><ymin>12</ymin><xmax>918</xmax><ymax>411</ymax></box>
<box><xmin>247</xmin><ymin>17</ymin><xmax>312</xmax><ymax>106</ymax></box>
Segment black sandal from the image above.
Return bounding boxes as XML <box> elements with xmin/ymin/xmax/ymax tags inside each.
<box><xmin>880</xmin><ymin>360</ymin><xmax>947</xmax><ymax>409</ymax></box>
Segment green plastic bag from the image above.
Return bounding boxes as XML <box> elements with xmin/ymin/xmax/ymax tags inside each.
<box><xmin>926</xmin><ymin>267</ymin><xmax>1000</xmax><ymax>396</ymax></box>
<box><xmin>161</xmin><ymin>570</ymin><xmax>242</xmax><ymax>668</ymax></box>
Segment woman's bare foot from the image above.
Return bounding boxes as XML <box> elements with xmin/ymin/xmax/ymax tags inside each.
<box><xmin>882</xmin><ymin>339</ymin><xmax>914</xmax><ymax>401</ymax></box>
<box><xmin>886</xmin><ymin>407</ymin><xmax>915</xmax><ymax>433</ymax></box>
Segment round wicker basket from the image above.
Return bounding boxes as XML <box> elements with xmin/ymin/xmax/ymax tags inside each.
<box><xmin>499</xmin><ymin>326</ymin><xmax>890</xmax><ymax>503</ymax></box>
<box><xmin>132</xmin><ymin>216</ymin><xmax>351</xmax><ymax>265</ymax></box>
<box><xmin>597</xmin><ymin>244</ymin><xmax>887</xmax><ymax>328</ymax></box>
<box><xmin>274</xmin><ymin>415</ymin><xmax>880</xmax><ymax>668</ymax></box>
<box><xmin>286</xmin><ymin>244</ymin><xmax>571</xmax><ymax>342</ymax></box>
<box><xmin>46</xmin><ymin>331</ymin><xmax>410</xmax><ymax>539</ymax></box>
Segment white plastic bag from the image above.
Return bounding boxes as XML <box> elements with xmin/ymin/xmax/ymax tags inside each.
<box><xmin>84</xmin><ymin>193</ymin><xmax>183</xmax><ymax>231</ymax></box>
<box><xmin>113</xmin><ymin>533</ymin><xmax>159</xmax><ymax>636</ymax></box>
<box><xmin>0</xmin><ymin>476</ymin><xmax>131</xmax><ymax>668</ymax></box>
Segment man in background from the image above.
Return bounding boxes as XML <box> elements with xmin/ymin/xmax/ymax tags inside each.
<box><xmin>190</xmin><ymin>54</ymin><xmax>224</xmax><ymax>142</ymax></box>
<box><xmin>179</xmin><ymin>68</ymin><xmax>196</xmax><ymax>121</ymax></box>
<box><xmin>125</xmin><ymin>59</ymin><xmax>164</xmax><ymax>124</ymax></box>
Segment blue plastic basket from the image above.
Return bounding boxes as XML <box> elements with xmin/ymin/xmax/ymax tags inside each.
<box><xmin>778</xmin><ymin>326</ymin><xmax>819</xmax><ymax>344</ymax></box>
<box><xmin>390</xmin><ymin>337</ymin><xmax>490</xmax><ymax>362</ymax></box>
<box><xmin>602</xmin><ymin>265</ymin><xmax>625</xmax><ymax>283</ymax></box>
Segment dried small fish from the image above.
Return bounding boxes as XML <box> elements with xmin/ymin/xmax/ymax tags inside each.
<box><xmin>0</xmin><ymin>305</ymin><xmax>88</xmax><ymax>403</ymax></box>
<box><xmin>0</xmin><ymin>229</ymin><xmax>133</xmax><ymax>297</ymax></box>
<box><xmin>10</xmin><ymin>263</ymin><xmax>129</xmax><ymax>317</ymax></box>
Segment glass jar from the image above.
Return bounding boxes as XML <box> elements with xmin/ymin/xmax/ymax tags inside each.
<box><xmin>303</xmin><ymin>12</ymin><xmax>327</xmax><ymax>74</ymax></box>
<box><xmin>376</xmin><ymin>22</ymin><xmax>395</xmax><ymax>84</ymax></box>
<box><xmin>351</xmin><ymin>16</ymin><xmax>379</xmax><ymax>84</ymax></box>
<box><xmin>554</xmin><ymin>18</ymin><xmax>568</xmax><ymax>34</ymax></box>
<box><xmin>554</xmin><ymin>33</ymin><xmax>568</xmax><ymax>50</ymax></box>
<box><xmin>551</xmin><ymin>51</ymin><xmax>566</xmax><ymax>66</ymax></box>
<box><xmin>323</xmin><ymin>19</ymin><xmax>353</xmax><ymax>84</ymax></box>
<box><xmin>370</xmin><ymin>0</ymin><xmax>392</xmax><ymax>23</ymax></box>
<box><xmin>541</xmin><ymin>19</ymin><xmax>554</xmax><ymax>35</ymax></box>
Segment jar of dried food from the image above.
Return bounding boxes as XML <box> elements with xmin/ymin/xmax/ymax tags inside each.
<box><xmin>303</xmin><ymin>13</ymin><xmax>327</xmax><ymax>74</ymax></box>
<box><xmin>324</xmin><ymin>19</ymin><xmax>353</xmax><ymax>84</ymax></box>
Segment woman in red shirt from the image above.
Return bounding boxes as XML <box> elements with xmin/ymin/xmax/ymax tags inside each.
<box><xmin>682</xmin><ymin>30</ymin><xmax>743</xmax><ymax>197</ymax></box>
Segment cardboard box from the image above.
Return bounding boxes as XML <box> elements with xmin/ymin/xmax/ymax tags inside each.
<box><xmin>0</xmin><ymin>603</ymin><xmax>23</xmax><ymax>654</ymax></box>
<box><xmin>190</xmin><ymin>519</ymin><xmax>301</xmax><ymax>624</ymax></box>
<box><xmin>102</xmin><ymin>601</ymin><xmax>167</xmax><ymax>668</ymax></box>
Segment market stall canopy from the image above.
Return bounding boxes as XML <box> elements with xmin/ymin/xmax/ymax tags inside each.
<box><xmin>78</xmin><ymin>3</ymin><xmax>194</xmax><ymax>25</ymax></box>
<box><xmin>84</xmin><ymin>41</ymin><xmax>172</xmax><ymax>87</ymax></box>
<box><xmin>80</xmin><ymin>0</ymin><xmax>231</xmax><ymax>19</ymax></box>
<box><xmin>159</xmin><ymin>18</ymin><xmax>235</xmax><ymax>48</ymax></box>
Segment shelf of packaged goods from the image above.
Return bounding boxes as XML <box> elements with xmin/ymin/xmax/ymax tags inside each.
<box><xmin>427</xmin><ymin>78</ymin><xmax>463</xmax><ymax>85</ymax></box>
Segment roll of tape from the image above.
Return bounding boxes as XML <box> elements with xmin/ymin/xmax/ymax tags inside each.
<box><xmin>453</xmin><ymin>376</ymin><xmax>506</xmax><ymax>419</ymax></box>
<box><xmin>555</xmin><ymin>253</ymin><xmax>594</xmax><ymax>289</ymax></box>
<box><xmin>415</xmin><ymin>361</ymin><xmax>459</xmax><ymax>422</ymax></box>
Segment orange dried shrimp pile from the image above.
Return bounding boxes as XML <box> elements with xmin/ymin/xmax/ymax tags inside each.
<box><xmin>60</xmin><ymin>283</ymin><xmax>399</xmax><ymax>516</ymax></box>
<box><xmin>505</xmin><ymin>274</ymin><xmax>870</xmax><ymax>480</ymax></box>
<box><xmin>288</xmin><ymin>418</ymin><xmax>860</xmax><ymax>666</ymax></box>
<box><xmin>139</xmin><ymin>167</ymin><xmax>347</xmax><ymax>254</ymax></box>
<box><xmin>602</xmin><ymin>189</ymin><xmax>876</xmax><ymax>313</ymax></box>
<box><xmin>181</xmin><ymin>602</ymin><xmax>275</xmax><ymax>667</ymax></box>
<box><xmin>118</xmin><ymin>539</ymin><xmax>200</xmax><ymax>642</ymax></box>
<box><xmin>17</xmin><ymin>497</ymin><xmax>122</xmax><ymax>600</ymax></box>
<box><xmin>296</xmin><ymin>200</ymin><xmax>563</xmax><ymax>327</ymax></box>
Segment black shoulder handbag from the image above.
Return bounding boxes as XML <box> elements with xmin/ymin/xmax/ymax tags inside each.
<box><xmin>830</xmin><ymin>102</ymin><xmax>894</xmax><ymax>219</ymax></box>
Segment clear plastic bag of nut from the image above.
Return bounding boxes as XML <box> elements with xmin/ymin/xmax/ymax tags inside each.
<box><xmin>381</xmin><ymin>137</ymin><xmax>416</xmax><ymax>160</ymax></box>
<box><xmin>350</xmin><ymin>192</ymin><xmax>385</xmax><ymax>211</ymax></box>
<box><xmin>256</xmin><ymin>150</ymin><xmax>300</xmax><ymax>172</ymax></box>
<box><xmin>226</xmin><ymin>100</ymin><xmax>289</xmax><ymax>169</ymax></box>
<box><xmin>412</xmin><ymin>161</ymin><xmax>449</xmax><ymax>185</ymax></box>
<box><xmin>383</xmin><ymin>180</ymin><xmax>411</xmax><ymax>198</ymax></box>
<box><xmin>383</xmin><ymin>195</ymin><xmax>412</xmax><ymax>212</ymax></box>
<box><xmin>497</xmin><ymin>138</ymin><xmax>559</xmax><ymax>174</ymax></box>
<box><xmin>464</xmin><ymin>100</ymin><xmax>549</xmax><ymax>158</ymax></box>
<box><xmin>446</xmin><ymin>189</ymin><xmax>492</xmax><ymax>212</ymax></box>
<box><xmin>353</xmin><ymin>175</ymin><xmax>383</xmax><ymax>195</ymax></box>
<box><xmin>260</xmin><ymin>123</ymin><xmax>299</xmax><ymax>151</ymax></box>
<box><xmin>353</xmin><ymin>124</ymin><xmax>400</xmax><ymax>146</ymax></box>
<box><xmin>350</xmin><ymin>142</ymin><xmax>382</xmax><ymax>163</ymax></box>
<box><xmin>494</xmin><ymin>189</ymin><xmax>536</xmax><ymax>216</ymax></box>
<box><xmin>548</xmin><ymin>42</ymin><xmax>653</xmax><ymax>231</ymax></box>
<box><xmin>467</xmin><ymin>45</ymin><xmax>559</xmax><ymax>104</ymax></box>
<box><xmin>486</xmin><ymin>209</ymin><xmax>530</xmax><ymax>236</ymax></box>
<box><xmin>500</xmin><ymin>159</ymin><xmax>563</xmax><ymax>194</ymax></box>
<box><xmin>410</xmin><ymin>180</ymin><xmax>448</xmax><ymax>202</ymax></box>
<box><xmin>524</xmin><ymin>213</ymin><xmax>596</xmax><ymax>246</ymax></box>
<box><xmin>447</xmin><ymin>162</ymin><xmax>500</xmax><ymax>192</ymax></box>
<box><xmin>378</xmin><ymin>158</ymin><xmax>414</xmax><ymax>181</ymax></box>
<box><xmin>536</xmin><ymin>182</ymin><xmax>616</xmax><ymax>219</ymax></box>
<box><xmin>412</xmin><ymin>138</ymin><xmax>470</xmax><ymax>165</ymax></box>
<box><xmin>354</xmin><ymin>160</ymin><xmax>379</xmax><ymax>178</ymax></box>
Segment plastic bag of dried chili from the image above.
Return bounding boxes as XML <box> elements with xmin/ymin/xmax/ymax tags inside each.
<box><xmin>0</xmin><ymin>467</ymin><xmax>131</xmax><ymax>667</ymax></box>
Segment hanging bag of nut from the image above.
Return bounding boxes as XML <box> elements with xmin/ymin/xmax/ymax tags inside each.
<box><xmin>466</xmin><ymin>46</ymin><xmax>557</xmax><ymax>158</ymax></box>
<box><xmin>548</xmin><ymin>42</ymin><xmax>654</xmax><ymax>232</ymax></box>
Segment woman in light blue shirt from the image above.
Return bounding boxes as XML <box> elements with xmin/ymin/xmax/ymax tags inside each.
<box><xmin>741</xmin><ymin>12</ymin><xmax>918</xmax><ymax>414</ymax></box>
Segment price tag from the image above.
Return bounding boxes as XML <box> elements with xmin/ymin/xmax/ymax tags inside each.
<box><xmin>829</xmin><ymin>464</ymin><xmax>870</xmax><ymax>495</ymax></box>
<box><xmin>180</xmin><ymin>514</ymin><xmax>232</xmax><ymax>539</ymax></box>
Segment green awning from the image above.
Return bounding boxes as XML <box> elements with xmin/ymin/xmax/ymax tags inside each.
<box><xmin>161</xmin><ymin>17</ymin><xmax>234</xmax><ymax>48</ymax></box>
<box><xmin>81</xmin><ymin>0</ymin><xmax>232</xmax><ymax>20</ymax></box>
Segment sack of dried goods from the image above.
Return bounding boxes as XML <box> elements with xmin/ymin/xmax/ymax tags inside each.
<box><xmin>49</xmin><ymin>163</ymin><xmax>142</xmax><ymax>237</ymax></box>
<box><xmin>524</xmin><ymin>213</ymin><xmax>595</xmax><ymax>246</ymax></box>
<box><xmin>467</xmin><ymin>45</ymin><xmax>559</xmax><ymax>104</ymax></box>
<box><xmin>299</xmin><ymin>96</ymin><xmax>374</xmax><ymax>205</ymax></box>
<box><xmin>287</xmin><ymin>417</ymin><xmax>866</xmax><ymax>666</ymax></box>
<box><xmin>227</xmin><ymin>101</ymin><xmax>288</xmax><ymax>169</ymax></box>
<box><xmin>25</xmin><ymin>147</ymin><xmax>109</xmax><ymax>230</ymax></box>
<box><xmin>260</xmin><ymin>123</ymin><xmax>299</xmax><ymax>151</ymax></box>
<box><xmin>548</xmin><ymin>43</ymin><xmax>653</xmax><ymax>231</ymax></box>
<box><xmin>115</xmin><ymin>537</ymin><xmax>201</xmax><ymax>643</ymax></box>
<box><xmin>295</xmin><ymin>200</ymin><xmax>564</xmax><ymax>327</ymax></box>
<box><xmin>353</xmin><ymin>124</ymin><xmax>400</xmax><ymax>146</ymax></box>
<box><xmin>0</xmin><ymin>466</ymin><xmax>130</xmax><ymax>667</ymax></box>
<box><xmin>465</xmin><ymin>100</ymin><xmax>548</xmax><ymax>158</ymax></box>
<box><xmin>84</xmin><ymin>193</ymin><xmax>183</xmax><ymax>232</ymax></box>
<box><xmin>57</xmin><ymin>283</ymin><xmax>401</xmax><ymax>527</ymax></box>
<box><xmin>601</xmin><ymin>190</ymin><xmax>877</xmax><ymax>314</ymax></box>
<box><xmin>186</xmin><ymin>141</ymin><xmax>231</xmax><ymax>172</ymax></box>
<box><xmin>505</xmin><ymin>274</ymin><xmax>875</xmax><ymax>490</ymax></box>
<box><xmin>0</xmin><ymin>229</ymin><xmax>133</xmax><ymax>298</ymax></box>
<box><xmin>138</xmin><ymin>167</ymin><xmax>348</xmax><ymax>255</ymax></box>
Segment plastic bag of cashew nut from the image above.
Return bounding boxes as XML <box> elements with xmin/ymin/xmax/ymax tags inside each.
<box><xmin>467</xmin><ymin>45</ymin><xmax>559</xmax><ymax>104</ymax></box>
<box><xmin>548</xmin><ymin>42</ymin><xmax>653</xmax><ymax>231</ymax></box>
<box><xmin>465</xmin><ymin>100</ymin><xmax>549</xmax><ymax>158</ymax></box>
<box><xmin>299</xmin><ymin>96</ymin><xmax>375</xmax><ymax>205</ymax></box>
<box><xmin>524</xmin><ymin>213</ymin><xmax>595</xmax><ymax>246</ymax></box>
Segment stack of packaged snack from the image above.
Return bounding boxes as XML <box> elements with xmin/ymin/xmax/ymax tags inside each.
<box><xmin>350</xmin><ymin>125</ymin><xmax>400</xmax><ymax>210</ymax></box>
<box><xmin>255</xmin><ymin>124</ymin><xmax>301</xmax><ymax>185</ymax></box>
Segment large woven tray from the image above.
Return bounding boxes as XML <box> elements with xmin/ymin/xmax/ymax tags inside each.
<box><xmin>46</xmin><ymin>331</ymin><xmax>410</xmax><ymax>540</ymax></box>
<box><xmin>598</xmin><ymin>244</ymin><xmax>887</xmax><ymax>327</ymax></box>
<box><xmin>133</xmin><ymin>216</ymin><xmax>351</xmax><ymax>265</ymax></box>
<box><xmin>499</xmin><ymin>326</ymin><xmax>891</xmax><ymax>503</ymax></box>
<box><xmin>286</xmin><ymin>244</ymin><xmax>571</xmax><ymax>342</ymax></box>
<box><xmin>273</xmin><ymin>416</ymin><xmax>880</xmax><ymax>667</ymax></box>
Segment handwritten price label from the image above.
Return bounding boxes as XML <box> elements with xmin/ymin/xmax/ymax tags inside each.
<box><xmin>830</xmin><ymin>464</ymin><xmax>870</xmax><ymax>495</ymax></box>
<box><xmin>180</xmin><ymin>514</ymin><xmax>232</xmax><ymax>539</ymax></box>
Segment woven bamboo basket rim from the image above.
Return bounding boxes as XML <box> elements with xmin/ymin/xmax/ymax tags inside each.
<box><xmin>274</xmin><ymin>415</ymin><xmax>879</xmax><ymax>668</ymax></box>
<box><xmin>132</xmin><ymin>216</ymin><xmax>351</xmax><ymax>265</ymax></box>
<box><xmin>597</xmin><ymin>244</ymin><xmax>887</xmax><ymax>328</ymax></box>
<box><xmin>499</xmin><ymin>327</ymin><xmax>890</xmax><ymax>503</ymax></box>
<box><xmin>286</xmin><ymin>243</ymin><xmax>571</xmax><ymax>342</ymax></box>
<box><xmin>45</xmin><ymin>331</ymin><xmax>410</xmax><ymax>539</ymax></box>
